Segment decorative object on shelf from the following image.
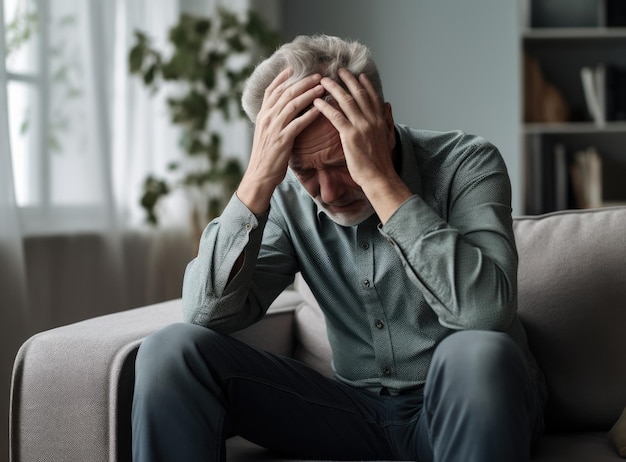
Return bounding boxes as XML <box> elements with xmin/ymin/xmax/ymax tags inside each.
<box><xmin>581</xmin><ymin>63</ymin><xmax>626</xmax><ymax>125</ymax></box>
<box><xmin>129</xmin><ymin>8</ymin><xmax>280</xmax><ymax>236</ymax></box>
<box><xmin>524</xmin><ymin>54</ymin><xmax>570</xmax><ymax>123</ymax></box>
<box><xmin>570</xmin><ymin>146</ymin><xmax>603</xmax><ymax>209</ymax></box>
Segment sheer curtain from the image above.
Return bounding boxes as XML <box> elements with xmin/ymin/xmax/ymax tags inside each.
<box><xmin>2</xmin><ymin>0</ymin><xmax>278</xmax><ymax>457</ymax></box>
<box><xmin>0</xmin><ymin>1</ymin><xmax>192</xmax><ymax>460</ymax></box>
<box><xmin>0</xmin><ymin>11</ymin><xmax>29</xmax><ymax>461</ymax></box>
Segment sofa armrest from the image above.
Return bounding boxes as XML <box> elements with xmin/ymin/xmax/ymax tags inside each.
<box><xmin>10</xmin><ymin>290</ymin><xmax>300</xmax><ymax>462</ymax></box>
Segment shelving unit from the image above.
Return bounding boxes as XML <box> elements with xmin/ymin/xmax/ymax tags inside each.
<box><xmin>521</xmin><ymin>0</ymin><xmax>626</xmax><ymax>214</ymax></box>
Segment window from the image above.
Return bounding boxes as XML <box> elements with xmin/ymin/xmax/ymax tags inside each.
<box><xmin>3</xmin><ymin>0</ymin><xmax>112</xmax><ymax>234</ymax></box>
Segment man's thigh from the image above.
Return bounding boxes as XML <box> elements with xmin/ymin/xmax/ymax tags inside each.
<box><xmin>204</xmin><ymin>330</ymin><xmax>397</xmax><ymax>460</ymax></box>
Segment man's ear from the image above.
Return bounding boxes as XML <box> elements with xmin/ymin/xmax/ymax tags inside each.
<box><xmin>384</xmin><ymin>102</ymin><xmax>396</xmax><ymax>150</ymax></box>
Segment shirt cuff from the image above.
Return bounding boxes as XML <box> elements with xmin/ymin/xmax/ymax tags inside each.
<box><xmin>379</xmin><ymin>195</ymin><xmax>447</xmax><ymax>243</ymax></box>
<box><xmin>218</xmin><ymin>192</ymin><xmax>269</xmax><ymax>232</ymax></box>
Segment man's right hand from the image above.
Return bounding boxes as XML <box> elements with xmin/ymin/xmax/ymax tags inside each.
<box><xmin>237</xmin><ymin>68</ymin><xmax>324</xmax><ymax>215</ymax></box>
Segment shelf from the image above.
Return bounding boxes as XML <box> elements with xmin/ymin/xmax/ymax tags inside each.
<box><xmin>522</xmin><ymin>27</ymin><xmax>626</xmax><ymax>41</ymax></box>
<box><xmin>521</xmin><ymin>3</ymin><xmax>626</xmax><ymax>214</ymax></box>
<box><xmin>524</xmin><ymin>122</ymin><xmax>626</xmax><ymax>135</ymax></box>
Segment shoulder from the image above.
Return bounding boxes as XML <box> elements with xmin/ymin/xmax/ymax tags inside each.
<box><xmin>398</xmin><ymin>125</ymin><xmax>497</xmax><ymax>156</ymax></box>
<box><xmin>398</xmin><ymin>125</ymin><xmax>506</xmax><ymax>173</ymax></box>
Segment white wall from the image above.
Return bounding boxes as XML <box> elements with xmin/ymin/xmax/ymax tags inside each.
<box><xmin>281</xmin><ymin>0</ymin><xmax>522</xmax><ymax>213</ymax></box>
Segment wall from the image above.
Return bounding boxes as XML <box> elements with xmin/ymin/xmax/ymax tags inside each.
<box><xmin>281</xmin><ymin>0</ymin><xmax>522</xmax><ymax>213</ymax></box>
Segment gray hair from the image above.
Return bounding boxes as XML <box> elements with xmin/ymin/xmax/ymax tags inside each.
<box><xmin>241</xmin><ymin>34</ymin><xmax>384</xmax><ymax>122</ymax></box>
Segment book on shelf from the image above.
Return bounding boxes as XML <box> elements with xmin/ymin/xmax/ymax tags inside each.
<box><xmin>580</xmin><ymin>64</ymin><xmax>626</xmax><ymax>125</ymax></box>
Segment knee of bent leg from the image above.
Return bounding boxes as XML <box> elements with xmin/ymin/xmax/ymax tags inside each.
<box><xmin>430</xmin><ymin>330</ymin><xmax>527</xmax><ymax>392</ymax></box>
<box><xmin>134</xmin><ymin>323</ymin><xmax>219</xmax><ymax>387</ymax></box>
<box><xmin>436</xmin><ymin>330</ymin><xmax>520</xmax><ymax>369</ymax></box>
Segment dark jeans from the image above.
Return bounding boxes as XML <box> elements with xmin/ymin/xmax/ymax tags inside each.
<box><xmin>132</xmin><ymin>324</ymin><xmax>542</xmax><ymax>461</ymax></box>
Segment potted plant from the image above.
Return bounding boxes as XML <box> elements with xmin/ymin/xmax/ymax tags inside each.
<box><xmin>129</xmin><ymin>8</ymin><xmax>279</xmax><ymax>238</ymax></box>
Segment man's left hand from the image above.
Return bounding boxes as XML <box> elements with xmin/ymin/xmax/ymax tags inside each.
<box><xmin>314</xmin><ymin>68</ymin><xmax>413</xmax><ymax>224</ymax></box>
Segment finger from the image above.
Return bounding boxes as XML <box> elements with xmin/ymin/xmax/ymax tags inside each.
<box><xmin>263</xmin><ymin>67</ymin><xmax>294</xmax><ymax>108</ymax></box>
<box><xmin>338</xmin><ymin>68</ymin><xmax>374</xmax><ymax>108</ymax></box>
<box><xmin>284</xmin><ymin>104</ymin><xmax>321</xmax><ymax>138</ymax></box>
<box><xmin>319</xmin><ymin>75</ymin><xmax>363</xmax><ymax>121</ymax></box>
<box><xmin>313</xmin><ymin>96</ymin><xmax>350</xmax><ymax>131</ymax></box>
<box><xmin>274</xmin><ymin>73</ymin><xmax>322</xmax><ymax>108</ymax></box>
<box><xmin>336</xmin><ymin>68</ymin><xmax>385</xmax><ymax>121</ymax></box>
<box><xmin>358</xmin><ymin>72</ymin><xmax>384</xmax><ymax>110</ymax></box>
<box><xmin>275</xmin><ymin>79</ymin><xmax>324</xmax><ymax>125</ymax></box>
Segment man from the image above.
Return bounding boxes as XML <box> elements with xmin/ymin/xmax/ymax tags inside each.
<box><xmin>132</xmin><ymin>34</ymin><xmax>546</xmax><ymax>461</ymax></box>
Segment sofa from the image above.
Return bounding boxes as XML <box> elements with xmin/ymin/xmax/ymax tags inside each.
<box><xmin>9</xmin><ymin>206</ymin><xmax>626</xmax><ymax>461</ymax></box>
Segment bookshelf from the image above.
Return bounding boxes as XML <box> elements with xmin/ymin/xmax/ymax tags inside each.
<box><xmin>521</xmin><ymin>0</ymin><xmax>626</xmax><ymax>214</ymax></box>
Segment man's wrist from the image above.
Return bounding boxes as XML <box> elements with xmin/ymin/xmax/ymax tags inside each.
<box><xmin>361</xmin><ymin>176</ymin><xmax>413</xmax><ymax>225</ymax></box>
<box><xmin>236</xmin><ymin>176</ymin><xmax>276</xmax><ymax>215</ymax></box>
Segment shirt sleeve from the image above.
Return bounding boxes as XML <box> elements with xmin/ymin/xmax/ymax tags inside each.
<box><xmin>378</xmin><ymin>147</ymin><xmax>518</xmax><ymax>331</ymax></box>
<box><xmin>181</xmin><ymin>193</ymin><xmax>296</xmax><ymax>333</ymax></box>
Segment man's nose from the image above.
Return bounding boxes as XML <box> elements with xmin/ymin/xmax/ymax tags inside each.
<box><xmin>318</xmin><ymin>169</ymin><xmax>345</xmax><ymax>205</ymax></box>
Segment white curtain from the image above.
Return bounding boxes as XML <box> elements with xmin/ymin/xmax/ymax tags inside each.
<box><xmin>1</xmin><ymin>0</ymin><xmax>278</xmax><ymax>458</ymax></box>
<box><xmin>0</xmin><ymin>12</ymin><xmax>29</xmax><ymax>462</ymax></box>
<box><xmin>0</xmin><ymin>1</ymin><xmax>195</xmax><ymax>460</ymax></box>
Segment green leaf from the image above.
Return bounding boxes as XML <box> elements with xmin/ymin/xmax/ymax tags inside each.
<box><xmin>217</xmin><ymin>95</ymin><xmax>231</xmax><ymax>121</ymax></box>
<box><xmin>188</xmin><ymin>138</ymin><xmax>206</xmax><ymax>155</ymax></box>
<box><xmin>203</xmin><ymin>65</ymin><xmax>216</xmax><ymax>90</ymax></box>
<box><xmin>143</xmin><ymin>64</ymin><xmax>157</xmax><ymax>85</ymax></box>
<box><xmin>227</xmin><ymin>35</ymin><xmax>246</xmax><ymax>53</ymax></box>
<box><xmin>194</xmin><ymin>18</ymin><xmax>211</xmax><ymax>36</ymax></box>
<box><xmin>161</xmin><ymin>60</ymin><xmax>181</xmax><ymax>80</ymax></box>
<box><xmin>219</xmin><ymin>9</ymin><xmax>239</xmax><ymax>32</ymax></box>
<box><xmin>128</xmin><ymin>43</ymin><xmax>145</xmax><ymax>74</ymax></box>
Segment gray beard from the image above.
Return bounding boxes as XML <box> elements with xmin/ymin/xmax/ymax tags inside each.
<box><xmin>312</xmin><ymin>196</ymin><xmax>375</xmax><ymax>227</ymax></box>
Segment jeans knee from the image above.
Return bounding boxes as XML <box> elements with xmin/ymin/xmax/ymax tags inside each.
<box><xmin>134</xmin><ymin>323</ymin><xmax>222</xmax><ymax>392</ymax></box>
<box><xmin>427</xmin><ymin>331</ymin><xmax>530</xmax><ymax>407</ymax></box>
<box><xmin>434</xmin><ymin>330</ymin><xmax>522</xmax><ymax>374</ymax></box>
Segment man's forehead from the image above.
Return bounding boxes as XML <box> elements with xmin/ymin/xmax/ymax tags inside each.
<box><xmin>291</xmin><ymin>116</ymin><xmax>343</xmax><ymax>158</ymax></box>
<box><xmin>289</xmin><ymin>149</ymin><xmax>346</xmax><ymax>170</ymax></box>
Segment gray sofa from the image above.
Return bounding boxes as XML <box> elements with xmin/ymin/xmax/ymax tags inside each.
<box><xmin>9</xmin><ymin>206</ymin><xmax>626</xmax><ymax>461</ymax></box>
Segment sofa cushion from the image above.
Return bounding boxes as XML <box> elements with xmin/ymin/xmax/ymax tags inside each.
<box><xmin>293</xmin><ymin>275</ymin><xmax>333</xmax><ymax>377</ymax></box>
<box><xmin>514</xmin><ymin>207</ymin><xmax>626</xmax><ymax>432</ymax></box>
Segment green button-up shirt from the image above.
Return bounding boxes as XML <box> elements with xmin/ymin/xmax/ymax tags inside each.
<box><xmin>182</xmin><ymin>124</ymin><xmax>541</xmax><ymax>395</ymax></box>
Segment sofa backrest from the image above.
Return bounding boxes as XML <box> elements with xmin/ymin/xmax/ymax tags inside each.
<box><xmin>514</xmin><ymin>206</ymin><xmax>626</xmax><ymax>431</ymax></box>
<box><xmin>293</xmin><ymin>207</ymin><xmax>626</xmax><ymax>432</ymax></box>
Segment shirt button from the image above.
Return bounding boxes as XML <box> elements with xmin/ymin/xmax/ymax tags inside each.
<box><xmin>361</xmin><ymin>242</ymin><xmax>369</xmax><ymax>250</ymax></box>
<box><xmin>382</xmin><ymin>367</ymin><xmax>391</xmax><ymax>376</ymax></box>
<box><xmin>363</xmin><ymin>279</ymin><xmax>371</xmax><ymax>288</ymax></box>
<box><xmin>375</xmin><ymin>320</ymin><xmax>384</xmax><ymax>329</ymax></box>
<box><xmin>245</xmin><ymin>223</ymin><xmax>252</xmax><ymax>230</ymax></box>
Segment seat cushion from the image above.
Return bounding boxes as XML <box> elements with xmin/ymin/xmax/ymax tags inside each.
<box><xmin>514</xmin><ymin>207</ymin><xmax>626</xmax><ymax>431</ymax></box>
